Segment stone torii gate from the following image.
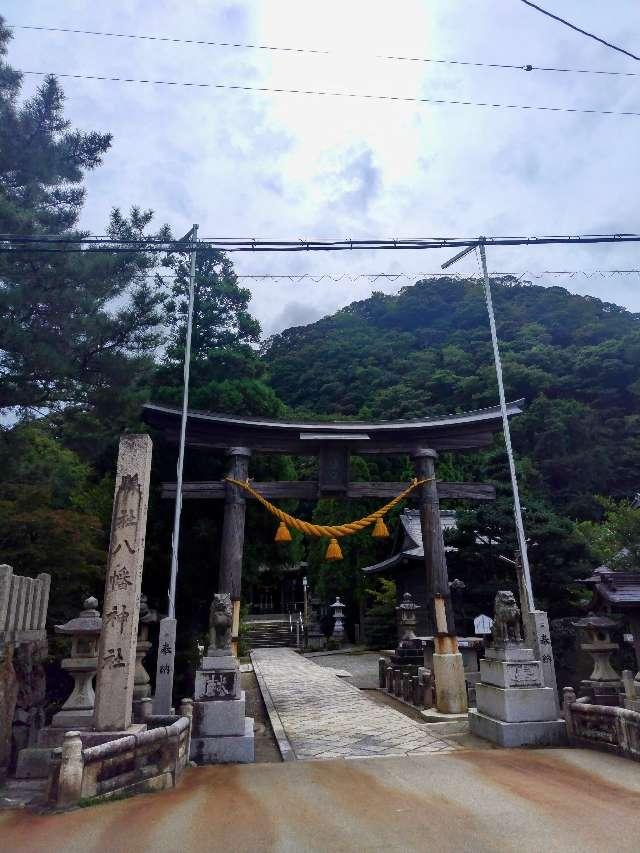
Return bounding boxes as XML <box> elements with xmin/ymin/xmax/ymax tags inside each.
<box><xmin>143</xmin><ymin>399</ymin><xmax>523</xmax><ymax>714</ymax></box>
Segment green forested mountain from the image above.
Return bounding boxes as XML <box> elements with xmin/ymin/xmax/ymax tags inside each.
<box><xmin>265</xmin><ymin>278</ymin><xmax>640</xmax><ymax>519</ymax></box>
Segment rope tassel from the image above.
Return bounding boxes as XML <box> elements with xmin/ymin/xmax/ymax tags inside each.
<box><xmin>372</xmin><ymin>516</ymin><xmax>390</xmax><ymax>539</ymax></box>
<box><xmin>325</xmin><ymin>538</ymin><xmax>343</xmax><ymax>561</ymax></box>
<box><xmin>274</xmin><ymin>521</ymin><xmax>292</xmax><ymax>542</ymax></box>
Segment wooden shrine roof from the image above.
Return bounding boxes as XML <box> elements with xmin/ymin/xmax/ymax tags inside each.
<box><xmin>142</xmin><ymin>399</ymin><xmax>524</xmax><ymax>455</ymax></box>
<box><xmin>589</xmin><ymin>570</ymin><xmax>640</xmax><ymax>608</ymax></box>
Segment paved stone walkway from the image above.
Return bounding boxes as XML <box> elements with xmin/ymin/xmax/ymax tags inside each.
<box><xmin>307</xmin><ymin>650</ymin><xmax>385</xmax><ymax>688</ymax></box>
<box><xmin>252</xmin><ymin>648</ymin><xmax>459</xmax><ymax>760</ymax></box>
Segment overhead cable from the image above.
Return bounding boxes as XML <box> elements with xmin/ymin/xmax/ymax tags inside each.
<box><xmin>16</xmin><ymin>70</ymin><xmax>640</xmax><ymax>117</ymax></box>
<box><xmin>8</xmin><ymin>22</ymin><xmax>640</xmax><ymax>76</ymax></box>
<box><xmin>518</xmin><ymin>1</ymin><xmax>640</xmax><ymax>62</ymax></box>
<box><xmin>3</xmin><ymin>233</ymin><xmax>640</xmax><ymax>254</ymax></box>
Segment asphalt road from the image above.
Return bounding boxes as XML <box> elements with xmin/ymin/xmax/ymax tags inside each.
<box><xmin>2</xmin><ymin>748</ymin><xmax>639</xmax><ymax>852</ymax></box>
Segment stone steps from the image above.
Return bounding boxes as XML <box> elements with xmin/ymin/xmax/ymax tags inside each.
<box><xmin>244</xmin><ymin>618</ymin><xmax>297</xmax><ymax>649</ymax></box>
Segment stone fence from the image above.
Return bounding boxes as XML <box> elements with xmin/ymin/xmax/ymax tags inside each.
<box><xmin>0</xmin><ymin>565</ymin><xmax>50</xmax><ymax>643</ymax></box>
<box><xmin>563</xmin><ymin>688</ymin><xmax>640</xmax><ymax>762</ymax></box>
<box><xmin>48</xmin><ymin>703</ymin><xmax>193</xmax><ymax>807</ymax></box>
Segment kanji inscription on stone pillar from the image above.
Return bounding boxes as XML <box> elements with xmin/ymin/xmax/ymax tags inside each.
<box><xmin>94</xmin><ymin>434</ymin><xmax>152</xmax><ymax>731</ymax></box>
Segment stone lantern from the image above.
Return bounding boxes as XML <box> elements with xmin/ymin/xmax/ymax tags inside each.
<box><xmin>573</xmin><ymin>613</ymin><xmax>621</xmax><ymax>704</ymax></box>
<box><xmin>330</xmin><ymin>597</ymin><xmax>346</xmax><ymax>643</ymax></box>
<box><xmin>391</xmin><ymin>593</ymin><xmax>423</xmax><ymax>668</ymax></box>
<box><xmin>52</xmin><ymin>596</ymin><xmax>102</xmax><ymax>730</ymax></box>
<box><xmin>306</xmin><ymin>590</ymin><xmax>326</xmax><ymax>651</ymax></box>
<box><xmin>134</xmin><ymin>595</ymin><xmax>158</xmax><ymax>701</ymax></box>
<box><xmin>397</xmin><ymin>592</ymin><xmax>419</xmax><ymax>642</ymax></box>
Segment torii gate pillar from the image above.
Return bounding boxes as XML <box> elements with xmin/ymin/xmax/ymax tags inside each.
<box><xmin>413</xmin><ymin>449</ymin><xmax>468</xmax><ymax>715</ymax></box>
<box><xmin>219</xmin><ymin>447</ymin><xmax>251</xmax><ymax>655</ymax></box>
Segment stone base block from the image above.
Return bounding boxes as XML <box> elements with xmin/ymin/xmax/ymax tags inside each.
<box><xmin>190</xmin><ymin>716</ymin><xmax>254</xmax><ymax>764</ymax></box>
<box><xmin>433</xmin><ymin>651</ymin><xmax>468</xmax><ymax>715</ymax></box>
<box><xmin>50</xmin><ymin>708</ymin><xmax>94</xmax><ymax>729</ymax></box>
<box><xmin>485</xmin><ymin>644</ymin><xmax>535</xmax><ymax>662</ymax></box>
<box><xmin>201</xmin><ymin>651</ymin><xmax>234</xmax><ymax>665</ymax></box>
<box><xmin>306</xmin><ymin>633</ymin><xmax>326</xmax><ymax>651</ymax></box>
<box><xmin>15</xmin><ymin>747</ymin><xmax>55</xmax><ymax>779</ymax></box>
<box><xmin>480</xmin><ymin>658</ymin><xmax>543</xmax><ymax>689</ymax></box>
<box><xmin>476</xmin><ymin>683</ymin><xmax>558</xmax><ymax>723</ymax></box>
<box><xmin>420</xmin><ymin>708</ymin><xmax>468</xmax><ymax>724</ymax></box>
<box><xmin>195</xmin><ymin>665</ymin><xmax>240</xmax><ymax>701</ymax></box>
<box><xmin>193</xmin><ymin>692</ymin><xmax>246</xmax><ymax>737</ymax></box>
<box><xmin>469</xmin><ymin>709</ymin><xmax>567</xmax><ymax>747</ymax></box>
<box><xmin>624</xmin><ymin>697</ymin><xmax>640</xmax><ymax>713</ymax></box>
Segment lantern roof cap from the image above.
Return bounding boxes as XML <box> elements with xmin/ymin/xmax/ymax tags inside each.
<box><xmin>55</xmin><ymin>596</ymin><xmax>102</xmax><ymax>635</ymax></box>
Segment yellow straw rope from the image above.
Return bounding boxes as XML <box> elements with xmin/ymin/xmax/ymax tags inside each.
<box><xmin>225</xmin><ymin>477</ymin><xmax>430</xmax><ymax>539</ymax></box>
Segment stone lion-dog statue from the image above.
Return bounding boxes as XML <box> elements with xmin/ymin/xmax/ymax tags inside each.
<box><xmin>207</xmin><ymin>592</ymin><xmax>233</xmax><ymax>653</ymax></box>
<box><xmin>492</xmin><ymin>590</ymin><xmax>523</xmax><ymax>644</ymax></box>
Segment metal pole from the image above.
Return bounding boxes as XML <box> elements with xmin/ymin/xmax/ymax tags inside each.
<box><xmin>479</xmin><ymin>241</ymin><xmax>535</xmax><ymax>611</ymax></box>
<box><xmin>168</xmin><ymin>223</ymin><xmax>198</xmax><ymax>618</ymax></box>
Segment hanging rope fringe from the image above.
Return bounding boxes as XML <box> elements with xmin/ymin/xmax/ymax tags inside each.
<box><xmin>274</xmin><ymin>521</ymin><xmax>292</xmax><ymax>542</ymax></box>
<box><xmin>325</xmin><ymin>538</ymin><xmax>343</xmax><ymax>561</ymax></box>
<box><xmin>226</xmin><ymin>476</ymin><xmax>429</xmax><ymax>560</ymax></box>
<box><xmin>372</xmin><ymin>516</ymin><xmax>390</xmax><ymax>539</ymax></box>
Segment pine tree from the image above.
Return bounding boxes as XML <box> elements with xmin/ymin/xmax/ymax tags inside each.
<box><xmin>152</xmin><ymin>248</ymin><xmax>283</xmax><ymax>416</ymax></box>
<box><xmin>0</xmin><ymin>20</ymin><xmax>170</xmax><ymax>415</ymax></box>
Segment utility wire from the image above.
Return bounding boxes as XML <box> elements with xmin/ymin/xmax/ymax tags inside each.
<box><xmin>8</xmin><ymin>22</ymin><xmax>640</xmax><ymax>77</ymax></box>
<box><xmin>107</xmin><ymin>269</ymin><xmax>640</xmax><ymax>283</ymax></box>
<box><xmin>3</xmin><ymin>233</ymin><xmax>640</xmax><ymax>253</ymax></box>
<box><xmin>518</xmin><ymin>1</ymin><xmax>640</xmax><ymax>62</ymax></box>
<box><xmin>17</xmin><ymin>70</ymin><xmax>640</xmax><ymax>117</ymax></box>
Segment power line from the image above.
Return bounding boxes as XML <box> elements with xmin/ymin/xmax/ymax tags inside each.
<box><xmin>518</xmin><ymin>1</ymin><xmax>640</xmax><ymax>62</ymax></box>
<box><xmin>8</xmin><ymin>22</ymin><xmax>640</xmax><ymax>77</ymax></box>
<box><xmin>18</xmin><ymin>70</ymin><xmax>640</xmax><ymax>117</ymax></box>
<box><xmin>3</xmin><ymin>233</ymin><xmax>640</xmax><ymax>253</ymax></box>
<box><xmin>129</xmin><ymin>269</ymin><xmax>640</xmax><ymax>283</ymax></box>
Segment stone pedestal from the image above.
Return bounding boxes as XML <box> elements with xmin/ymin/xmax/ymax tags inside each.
<box><xmin>469</xmin><ymin>643</ymin><xmax>566</xmax><ymax>747</ymax></box>
<box><xmin>190</xmin><ymin>651</ymin><xmax>254</xmax><ymax>764</ymax></box>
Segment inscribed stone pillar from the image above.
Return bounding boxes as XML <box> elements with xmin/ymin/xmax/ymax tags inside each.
<box><xmin>153</xmin><ymin>617</ymin><xmax>176</xmax><ymax>714</ymax></box>
<box><xmin>413</xmin><ymin>449</ymin><xmax>455</xmax><ymax>633</ymax></box>
<box><xmin>94</xmin><ymin>434</ymin><xmax>152</xmax><ymax>731</ymax></box>
<box><xmin>219</xmin><ymin>447</ymin><xmax>251</xmax><ymax>650</ymax></box>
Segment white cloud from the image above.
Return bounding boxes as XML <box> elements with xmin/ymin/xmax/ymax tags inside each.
<box><xmin>5</xmin><ymin>0</ymin><xmax>640</xmax><ymax>333</ymax></box>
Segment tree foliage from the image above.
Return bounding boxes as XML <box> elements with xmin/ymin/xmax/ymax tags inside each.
<box><xmin>577</xmin><ymin>498</ymin><xmax>640</xmax><ymax>571</ymax></box>
<box><xmin>0</xmin><ymin>21</ymin><xmax>170</xmax><ymax>415</ymax></box>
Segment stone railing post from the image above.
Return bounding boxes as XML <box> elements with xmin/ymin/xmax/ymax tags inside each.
<box><xmin>378</xmin><ymin>657</ymin><xmax>387</xmax><ymax>688</ymax></box>
<box><xmin>0</xmin><ymin>565</ymin><xmax>13</xmax><ymax>634</ymax></box>
<box><xmin>139</xmin><ymin>697</ymin><xmax>153</xmax><ymax>721</ymax></box>
<box><xmin>179</xmin><ymin>698</ymin><xmax>193</xmax><ymax>767</ymax></box>
<box><xmin>562</xmin><ymin>687</ymin><xmax>576</xmax><ymax>739</ymax></box>
<box><xmin>57</xmin><ymin>731</ymin><xmax>84</xmax><ymax>807</ymax></box>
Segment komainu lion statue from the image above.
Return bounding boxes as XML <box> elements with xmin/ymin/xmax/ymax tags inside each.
<box><xmin>207</xmin><ymin>592</ymin><xmax>233</xmax><ymax>653</ymax></box>
<box><xmin>492</xmin><ymin>590</ymin><xmax>523</xmax><ymax>644</ymax></box>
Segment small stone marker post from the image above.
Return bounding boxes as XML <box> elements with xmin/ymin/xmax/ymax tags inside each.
<box><xmin>153</xmin><ymin>617</ymin><xmax>176</xmax><ymax>714</ymax></box>
<box><xmin>94</xmin><ymin>435</ymin><xmax>152</xmax><ymax>732</ymax></box>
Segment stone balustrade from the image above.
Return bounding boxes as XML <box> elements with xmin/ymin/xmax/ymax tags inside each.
<box><xmin>563</xmin><ymin>687</ymin><xmax>640</xmax><ymax>761</ymax></box>
<box><xmin>0</xmin><ymin>565</ymin><xmax>50</xmax><ymax>644</ymax></box>
<box><xmin>49</xmin><ymin>701</ymin><xmax>193</xmax><ymax>807</ymax></box>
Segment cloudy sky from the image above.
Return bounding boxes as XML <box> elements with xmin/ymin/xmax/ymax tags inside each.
<box><xmin>5</xmin><ymin>1</ymin><xmax>640</xmax><ymax>332</ymax></box>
